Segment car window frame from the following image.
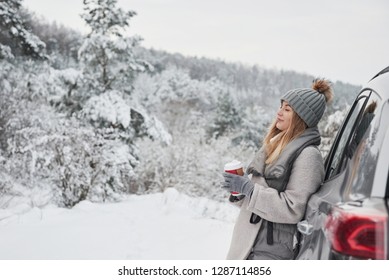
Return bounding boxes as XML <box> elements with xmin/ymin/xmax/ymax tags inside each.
<box><xmin>324</xmin><ymin>90</ymin><xmax>371</xmax><ymax>181</ymax></box>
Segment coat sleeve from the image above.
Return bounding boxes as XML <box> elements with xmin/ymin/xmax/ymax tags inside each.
<box><xmin>246</xmin><ymin>146</ymin><xmax>324</xmax><ymax>224</ymax></box>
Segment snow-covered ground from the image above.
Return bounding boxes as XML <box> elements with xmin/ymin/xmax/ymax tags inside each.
<box><xmin>0</xmin><ymin>188</ymin><xmax>238</xmax><ymax>260</ymax></box>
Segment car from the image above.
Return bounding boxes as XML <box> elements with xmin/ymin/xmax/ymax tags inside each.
<box><xmin>296</xmin><ymin>66</ymin><xmax>389</xmax><ymax>260</ymax></box>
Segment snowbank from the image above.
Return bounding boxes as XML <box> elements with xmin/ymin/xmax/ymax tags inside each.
<box><xmin>0</xmin><ymin>188</ymin><xmax>239</xmax><ymax>260</ymax></box>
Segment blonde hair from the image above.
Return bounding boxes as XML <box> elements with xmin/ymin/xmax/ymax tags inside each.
<box><xmin>263</xmin><ymin>111</ymin><xmax>307</xmax><ymax>164</ymax></box>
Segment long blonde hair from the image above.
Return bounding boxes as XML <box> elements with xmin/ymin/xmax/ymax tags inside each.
<box><xmin>263</xmin><ymin>111</ymin><xmax>307</xmax><ymax>164</ymax></box>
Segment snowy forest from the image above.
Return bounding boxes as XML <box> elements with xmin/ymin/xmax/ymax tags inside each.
<box><xmin>0</xmin><ymin>0</ymin><xmax>362</xmax><ymax>211</ymax></box>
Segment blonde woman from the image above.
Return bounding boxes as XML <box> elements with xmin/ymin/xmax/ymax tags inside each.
<box><xmin>222</xmin><ymin>79</ymin><xmax>334</xmax><ymax>260</ymax></box>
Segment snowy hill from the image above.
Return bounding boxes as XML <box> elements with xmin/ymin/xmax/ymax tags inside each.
<box><xmin>0</xmin><ymin>188</ymin><xmax>238</xmax><ymax>260</ymax></box>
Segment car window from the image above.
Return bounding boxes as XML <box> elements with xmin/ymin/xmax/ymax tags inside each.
<box><xmin>347</xmin><ymin>92</ymin><xmax>389</xmax><ymax>199</ymax></box>
<box><xmin>325</xmin><ymin>91</ymin><xmax>370</xmax><ymax>180</ymax></box>
<box><xmin>346</xmin><ymin>98</ymin><xmax>378</xmax><ymax>158</ymax></box>
<box><xmin>344</xmin><ymin>94</ymin><xmax>382</xmax><ymax>199</ymax></box>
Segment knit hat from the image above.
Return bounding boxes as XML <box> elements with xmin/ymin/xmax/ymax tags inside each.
<box><xmin>281</xmin><ymin>79</ymin><xmax>334</xmax><ymax>128</ymax></box>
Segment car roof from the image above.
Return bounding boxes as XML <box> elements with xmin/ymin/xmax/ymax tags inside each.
<box><xmin>364</xmin><ymin>66</ymin><xmax>389</xmax><ymax>100</ymax></box>
<box><xmin>369</xmin><ymin>66</ymin><xmax>389</xmax><ymax>81</ymax></box>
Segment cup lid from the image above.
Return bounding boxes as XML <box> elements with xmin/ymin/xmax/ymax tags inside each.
<box><xmin>224</xmin><ymin>160</ymin><xmax>243</xmax><ymax>171</ymax></box>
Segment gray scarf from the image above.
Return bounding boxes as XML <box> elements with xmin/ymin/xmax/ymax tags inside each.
<box><xmin>247</xmin><ymin>127</ymin><xmax>321</xmax><ymax>191</ymax></box>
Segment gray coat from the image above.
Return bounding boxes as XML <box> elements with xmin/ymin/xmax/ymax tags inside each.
<box><xmin>226</xmin><ymin>133</ymin><xmax>324</xmax><ymax>260</ymax></box>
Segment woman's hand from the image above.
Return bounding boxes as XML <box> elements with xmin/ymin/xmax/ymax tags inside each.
<box><xmin>222</xmin><ymin>172</ymin><xmax>254</xmax><ymax>196</ymax></box>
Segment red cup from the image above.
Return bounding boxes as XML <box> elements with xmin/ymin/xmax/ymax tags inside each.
<box><xmin>224</xmin><ymin>160</ymin><xmax>244</xmax><ymax>196</ymax></box>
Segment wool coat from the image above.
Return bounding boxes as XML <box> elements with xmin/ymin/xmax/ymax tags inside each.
<box><xmin>226</xmin><ymin>130</ymin><xmax>325</xmax><ymax>260</ymax></box>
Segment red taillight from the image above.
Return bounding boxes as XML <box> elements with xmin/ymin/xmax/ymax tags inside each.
<box><xmin>325</xmin><ymin>207</ymin><xmax>387</xmax><ymax>259</ymax></box>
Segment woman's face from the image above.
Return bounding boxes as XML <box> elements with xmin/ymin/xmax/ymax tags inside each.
<box><xmin>276</xmin><ymin>101</ymin><xmax>294</xmax><ymax>131</ymax></box>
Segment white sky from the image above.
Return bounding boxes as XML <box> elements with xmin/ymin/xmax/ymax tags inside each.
<box><xmin>23</xmin><ymin>0</ymin><xmax>389</xmax><ymax>85</ymax></box>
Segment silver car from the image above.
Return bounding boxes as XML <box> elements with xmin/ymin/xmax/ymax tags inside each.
<box><xmin>296</xmin><ymin>66</ymin><xmax>389</xmax><ymax>260</ymax></box>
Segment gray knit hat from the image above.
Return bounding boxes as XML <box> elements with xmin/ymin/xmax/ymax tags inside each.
<box><xmin>281</xmin><ymin>88</ymin><xmax>325</xmax><ymax>127</ymax></box>
<box><xmin>281</xmin><ymin>79</ymin><xmax>333</xmax><ymax>128</ymax></box>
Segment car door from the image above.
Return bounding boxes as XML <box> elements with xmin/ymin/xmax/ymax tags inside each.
<box><xmin>296</xmin><ymin>89</ymin><xmax>384</xmax><ymax>259</ymax></box>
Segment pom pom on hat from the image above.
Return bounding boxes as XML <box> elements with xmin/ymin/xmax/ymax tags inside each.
<box><xmin>312</xmin><ymin>78</ymin><xmax>334</xmax><ymax>103</ymax></box>
<box><xmin>281</xmin><ymin>78</ymin><xmax>334</xmax><ymax>128</ymax></box>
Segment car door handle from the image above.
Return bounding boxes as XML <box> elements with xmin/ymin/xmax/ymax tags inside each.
<box><xmin>297</xmin><ymin>220</ymin><xmax>314</xmax><ymax>235</ymax></box>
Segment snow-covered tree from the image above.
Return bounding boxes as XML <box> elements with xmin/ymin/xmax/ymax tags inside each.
<box><xmin>319</xmin><ymin>106</ymin><xmax>350</xmax><ymax>159</ymax></box>
<box><xmin>0</xmin><ymin>60</ymin><xmax>144</xmax><ymax>208</ymax></box>
<box><xmin>78</xmin><ymin>0</ymin><xmax>152</xmax><ymax>94</ymax></box>
<box><xmin>134</xmin><ymin>130</ymin><xmax>256</xmax><ymax>201</ymax></box>
<box><xmin>154</xmin><ymin>67</ymin><xmax>200</xmax><ymax>101</ymax></box>
<box><xmin>25</xmin><ymin>14</ymin><xmax>83</xmax><ymax>69</ymax></box>
<box><xmin>0</xmin><ymin>0</ymin><xmax>45</xmax><ymax>59</ymax></box>
<box><xmin>208</xmin><ymin>92</ymin><xmax>242</xmax><ymax>139</ymax></box>
<box><xmin>81</xmin><ymin>90</ymin><xmax>171</xmax><ymax>144</ymax></box>
<box><xmin>1</xmin><ymin>98</ymin><xmax>140</xmax><ymax>208</ymax></box>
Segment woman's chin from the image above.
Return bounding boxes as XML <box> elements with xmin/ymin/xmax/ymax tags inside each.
<box><xmin>276</xmin><ymin>122</ymin><xmax>284</xmax><ymax>131</ymax></box>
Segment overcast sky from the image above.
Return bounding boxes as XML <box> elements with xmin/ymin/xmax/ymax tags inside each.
<box><xmin>24</xmin><ymin>0</ymin><xmax>389</xmax><ymax>85</ymax></box>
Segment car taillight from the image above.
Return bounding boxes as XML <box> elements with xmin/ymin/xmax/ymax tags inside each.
<box><xmin>325</xmin><ymin>206</ymin><xmax>387</xmax><ymax>259</ymax></box>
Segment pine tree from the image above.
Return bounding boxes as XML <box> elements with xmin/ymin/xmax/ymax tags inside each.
<box><xmin>0</xmin><ymin>0</ymin><xmax>46</xmax><ymax>59</ymax></box>
<box><xmin>78</xmin><ymin>0</ymin><xmax>152</xmax><ymax>94</ymax></box>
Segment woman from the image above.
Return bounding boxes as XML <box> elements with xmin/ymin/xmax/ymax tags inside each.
<box><xmin>222</xmin><ymin>78</ymin><xmax>333</xmax><ymax>260</ymax></box>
